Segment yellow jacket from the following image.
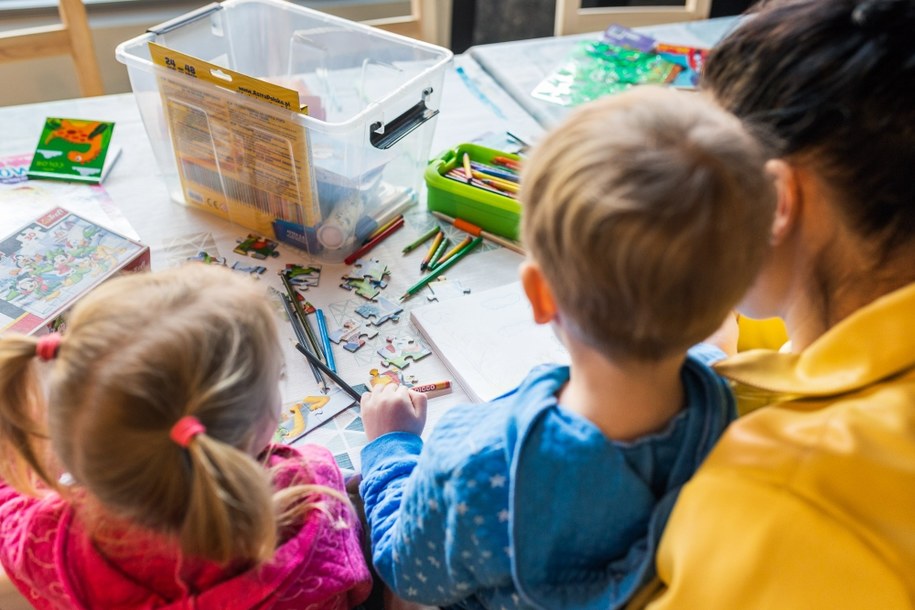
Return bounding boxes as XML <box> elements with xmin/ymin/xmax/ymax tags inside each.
<box><xmin>649</xmin><ymin>282</ymin><xmax>915</xmax><ymax>609</ymax></box>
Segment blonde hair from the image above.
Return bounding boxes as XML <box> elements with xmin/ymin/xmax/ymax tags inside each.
<box><xmin>521</xmin><ymin>87</ymin><xmax>775</xmax><ymax>360</ymax></box>
<box><xmin>0</xmin><ymin>264</ymin><xmax>346</xmax><ymax>565</ymax></box>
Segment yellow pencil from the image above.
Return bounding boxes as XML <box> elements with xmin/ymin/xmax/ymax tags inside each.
<box><xmin>462</xmin><ymin>152</ymin><xmax>473</xmax><ymax>184</ymax></box>
<box><xmin>428</xmin><ymin>235</ymin><xmax>472</xmax><ymax>270</ymax></box>
<box><xmin>471</xmin><ymin>170</ymin><xmax>518</xmax><ymax>192</ymax></box>
<box><xmin>420</xmin><ymin>230</ymin><xmax>444</xmax><ymax>271</ymax></box>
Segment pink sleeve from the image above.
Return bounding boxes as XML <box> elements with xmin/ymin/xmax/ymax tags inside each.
<box><xmin>0</xmin><ymin>479</ymin><xmax>69</xmax><ymax>609</ymax></box>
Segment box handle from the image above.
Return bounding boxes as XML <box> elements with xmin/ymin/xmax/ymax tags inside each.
<box><xmin>148</xmin><ymin>2</ymin><xmax>222</xmax><ymax>35</ymax></box>
<box><xmin>370</xmin><ymin>88</ymin><xmax>438</xmax><ymax>150</ymax></box>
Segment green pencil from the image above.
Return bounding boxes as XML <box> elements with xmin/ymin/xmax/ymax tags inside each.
<box><xmin>399</xmin><ymin>236</ymin><xmax>483</xmax><ymax>301</ymax></box>
<box><xmin>402</xmin><ymin>226</ymin><xmax>440</xmax><ymax>254</ymax></box>
<box><xmin>427</xmin><ymin>237</ymin><xmax>450</xmax><ymax>270</ymax></box>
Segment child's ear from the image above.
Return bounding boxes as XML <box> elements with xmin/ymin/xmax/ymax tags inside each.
<box><xmin>765</xmin><ymin>159</ymin><xmax>801</xmax><ymax>246</ymax></box>
<box><xmin>520</xmin><ymin>260</ymin><xmax>559</xmax><ymax>324</ymax></box>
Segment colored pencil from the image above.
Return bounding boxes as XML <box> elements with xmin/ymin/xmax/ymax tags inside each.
<box><xmin>400</xmin><ymin>236</ymin><xmax>483</xmax><ymax>301</ymax></box>
<box><xmin>470</xmin><ymin>161</ymin><xmax>519</xmax><ymax>182</ymax></box>
<box><xmin>279</xmin><ymin>271</ymin><xmax>324</xmax><ymax>364</ymax></box>
<box><xmin>294</xmin><ymin>343</ymin><xmax>364</xmax><ymax>402</ymax></box>
<box><xmin>430</xmin><ymin>211</ymin><xmax>525</xmax><ymax>255</ymax></box>
<box><xmin>367</xmin><ymin>214</ymin><xmax>402</xmax><ymax>242</ymax></box>
<box><xmin>471</xmin><ymin>171</ymin><xmax>519</xmax><ymax>193</ymax></box>
<box><xmin>492</xmin><ymin>156</ymin><xmax>521</xmax><ymax>171</ymax></box>
<box><xmin>428</xmin><ymin>237</ymin><xmax>450</xmax><ymax>270</ymax></box>
<box><xmin>462</xmin><ymin>152</ymin><xmax>473</xmax><ymax>184</ymax></box>
<box><xmin>420</xmin><ymin>230</ymin><xmax>444</xmax><ymax>271</ymax></box>
<box><xmin>344</xmin><ymin>216</ymin><xmax>404</xmax><ymax>265</ymax></box>
<box><xmin>428</xmin><ymin>235</ymin><xmax>472</xmax><ymax>271</ymax></box>
<box><xmin>280</xmin><ymin>294</ymin><xmax>328</xmax><ymax>392</ymax></box>
<box><xmin>445</xmin><ymin>170</ymin><xmax>512</xmax><ymax>197</ymax></box>
<box><xmin>315</xmin><ymin>309</ymin><xmax>336</xmax><ymax>373</ymax></box>
<box><xmin>402</xmin><ymin>226</ymin><xmax>440</xmax><ymax>254</ymax></box>
<box><xmin>483</xmin><ymin>178</ymin><xmax>518</xmax><ymax>195</ymax></box>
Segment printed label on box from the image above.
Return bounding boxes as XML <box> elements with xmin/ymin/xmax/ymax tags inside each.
<box><xmin>149</xmin><ymin>43</ymin><xmax>319</xmax><ymax>233</ymax></box>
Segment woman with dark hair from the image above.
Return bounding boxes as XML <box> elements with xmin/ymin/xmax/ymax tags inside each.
<box><xmin>645</xmin><ymin>0</ymin><xmax>915</xmax><ymax>607</ymax></box>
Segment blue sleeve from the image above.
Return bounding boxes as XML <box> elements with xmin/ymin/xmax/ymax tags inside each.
<box><xmin>688</xmin><ymin>343</ymin><xmax>728</xmax><ymax>366</ymax></box>
<box><xmin>360</xmin><ymin>431</ymin><xmax>506</xmax><ymax>606</ymax></box>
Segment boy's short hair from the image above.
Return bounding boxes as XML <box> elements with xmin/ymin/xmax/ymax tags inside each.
<box><xmin>520</xmin><ymin>87</ymin><xmax>775</xmax><ymax>361</ymax></box>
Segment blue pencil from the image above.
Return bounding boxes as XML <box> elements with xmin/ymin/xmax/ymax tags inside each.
<box><xmin>315</xmin><ymin>309</ymin><xmax>336</xmax><ymax>373</ymax></box>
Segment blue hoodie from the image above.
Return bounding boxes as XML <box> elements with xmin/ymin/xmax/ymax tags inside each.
<box><xmin>360</xmin><ymin>349</ymin><xmax>734</xmax><ymax>609</ymax></box>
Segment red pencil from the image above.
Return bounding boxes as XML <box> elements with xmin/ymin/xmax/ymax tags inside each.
<box><xmin>344</xmin><ymin>216</ymin><xmax>405</xmax><ymax>265</ymax></box>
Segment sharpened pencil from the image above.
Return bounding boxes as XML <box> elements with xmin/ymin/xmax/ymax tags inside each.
<box><xmin>402</xmin><ymin>226</ymin><xmax>440</xmax><ymax>254</ymax></box>
<box><xmin>281</xmin><ymin>294</ymin><xmax>328</xmax><ymax>392</ymax></box>
<box><xmin>420</xmin><ymin>230</ymin><xmax>444</xmax><ymax>271</ymax></box>
<box><xmin>294</xmin><ymin>343</ymin><xmax>364</xmax><ymax>402</ymax></box>
<box><xmin>400</xmin><ymin>236</ymin><xmax>483</xmax><ymax>301</ymax></box>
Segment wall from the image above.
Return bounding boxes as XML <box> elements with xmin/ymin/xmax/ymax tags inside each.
<box><xmin>0</xmin><ymin>0</ymin><xmax>411</xmax><ymax>106</ymax></box>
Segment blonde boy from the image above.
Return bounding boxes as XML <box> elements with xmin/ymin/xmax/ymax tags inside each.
<box><xmin>359</xmin><ymin>87</ymin><xmax>775</xmax><ymax>609</ymax></box>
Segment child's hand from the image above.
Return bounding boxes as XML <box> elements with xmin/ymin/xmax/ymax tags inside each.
<box><xmin>361</xmin><ymin>383</ymin><xmax>427</xmax><ymax>441</ymax></box>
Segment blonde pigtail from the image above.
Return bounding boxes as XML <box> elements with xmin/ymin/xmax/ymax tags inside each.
<box><xmin>0</xmin><ymin>335</ymin><xmax>57</xmax><ymax>493</ymax></box>
<box><xmin>180</xmin><ymin>433</ymin><xmax>277</xmax><ymax>564</ymax></box>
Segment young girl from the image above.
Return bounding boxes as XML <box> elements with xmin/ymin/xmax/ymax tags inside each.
<box><xmin>0</xmin><ymin>264</ymin><xmax>372</xmax><ymax>609</ymax></box>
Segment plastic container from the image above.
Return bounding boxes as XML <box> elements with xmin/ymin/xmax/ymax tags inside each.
<box><xmin>425</xmin><ymin>143</ymin><xmax>522</xmax><ymax>240</ymax></box>
<box><xmin>116</xmin><ymin>0</ymin><xmax>452</xmax><ymax>262</ymax></box>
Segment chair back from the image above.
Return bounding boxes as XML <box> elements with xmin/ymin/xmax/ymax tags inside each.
<box><xmin>0</xmin><ymin>0</ymin><xmax>104</xmax><ymax>97</ymax></box>
<box><xmin>555</xmin><ymin>0</ymin><xmax>712</xmax><ymax>35</ymax></box>
<box><xmin>362</xmin><ymin>0</ymin><xmax>453</xmax><ymax>48</ymax></box>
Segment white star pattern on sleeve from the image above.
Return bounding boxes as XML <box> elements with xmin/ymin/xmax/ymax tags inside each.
<box><xmin>490</xmin><ymin>474</ymin><xmax>506</xmax><ymax>488</ymax></box>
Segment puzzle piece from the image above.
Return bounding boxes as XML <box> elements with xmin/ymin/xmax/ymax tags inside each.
<box><xmin>275</xmin><ymin>385</ymin><xmax>369</xmax><ymax>445</ymax></box>
<box><xmin>344</xmin><ymin>257</ymin><xmax>389</xmax><ymax>283</ymax></box>
<box><xmin>340</xmin><ymin>276</ymin><xmax>387</xmax><ymax>301</ymax></box>
<box><xmin>283</xmin><ymin>263</ymin><xmax>321</xmax><ymax>288</ymax></box>
<box><xmin>328</xmin><ymin>318</ymin><xmax>379</xmax><ymax>353</ymax></box>
<box><xmin>369</xmin><ymin>367</ymin><xmax>404</xmax><ymax>388</ymax></box>
<box><xmin>377</xmin><ymin>335</ymin><xmax>432</xmax><ymax>369</ymax></box>
<box><xmin>426</xmin><ymin>277</ymin><xmax>471</xmax><ymax>302</ymax></box>
<box><xmin>368</xmin><ymin>368</ymin><xmax>420</xmax><ymax>387</ymax></box>
<box><xmin>231</xmin><ymin>260</ymin><xmax>267</xmax><ymax>276</ymax></box>
<box><xmin>234</xmin><ymin>234</ymin><xmax>280</xmax><ymax>259</ymax></box>
<box><xmin>187</xmin><ymin>250</ymin><xmax>226</xmax><ymax>266</ymax></box>
<box><xmin>355</xmin><ymin>296</ymin><xmax>403</xmax><ymax>327</ymax></box>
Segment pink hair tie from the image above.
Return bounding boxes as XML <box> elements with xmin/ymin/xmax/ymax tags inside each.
<box><xmin>170</xmin><ymin>416</ymin><xmax>206</xmax><ymax>448</ymax></box>
<box><xmin>35</xmin><ymin>333</ymin><xmax>62</xmax><ymax>361</ymax></box>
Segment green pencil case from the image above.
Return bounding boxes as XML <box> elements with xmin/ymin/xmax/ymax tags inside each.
<box><xmin>425</xmin><ymin>143</ymin><xmax>522</xmax><ymax>240</ymax></box>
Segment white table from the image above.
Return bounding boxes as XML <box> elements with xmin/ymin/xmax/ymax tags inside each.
<box><xmin>0</xmin><ymin>54</ymin><xmax>541</xmax><ymax>471</ymax></box>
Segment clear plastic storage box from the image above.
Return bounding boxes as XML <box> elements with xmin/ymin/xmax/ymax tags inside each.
<box><xmin>116</xmin><ymin>0</ymin><xmax>452</xmax><ymax>262</ymax></box>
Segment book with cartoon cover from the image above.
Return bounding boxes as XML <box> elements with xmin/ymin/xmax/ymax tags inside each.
<box><xmin>27</xmin><ymin>118</ymin><xmax>118</xmax><ymax>184</ymax></box>
<box><xmin>0</xmin><ymin>207</ymin><xmax>149</xmax><ymax>335</ymax></box>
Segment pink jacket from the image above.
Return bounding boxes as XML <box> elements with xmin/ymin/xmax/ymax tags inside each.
<box><xmin>0</xmin><ymin>444</ymin><xmax>372</xmax><ymax>609</ymax></box>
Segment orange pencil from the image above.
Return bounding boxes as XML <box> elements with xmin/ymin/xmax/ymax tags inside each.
<box><xmin>420</xmin><ymin>230</ymin><xmax>444</xmax><ymax>271</ymax></box>
<box><xmin>492</xmin><ymin>156</ymin><xmax>521</xmax><ymax>171</ymax></box>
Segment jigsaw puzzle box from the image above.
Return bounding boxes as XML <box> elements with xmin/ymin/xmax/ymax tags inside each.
<box><xmin>116</xmin><ymin>0</ymin><xmax>452</xmax><ymax>263</ymax></box>
<box><xmin>0</xmin><ymin>207</ymin><xmax>150</xmax><ymax>336</ymax></box>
